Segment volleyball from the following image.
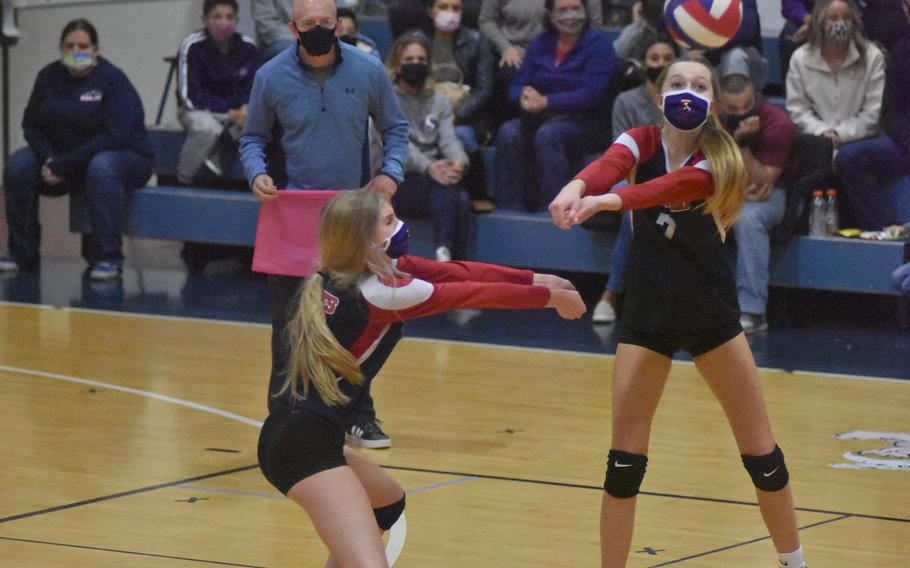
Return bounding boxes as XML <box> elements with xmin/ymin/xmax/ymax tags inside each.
<box><xmin>663</xmin><ymin>0</ymin><xmax>743</xmax><ymax>50</ymax></box>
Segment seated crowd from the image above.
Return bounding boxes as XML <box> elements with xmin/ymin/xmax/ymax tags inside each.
<box><xmin>2</xmin><ymin>0</ymin><xmax>909</xmax><ymax>315</ymax></box>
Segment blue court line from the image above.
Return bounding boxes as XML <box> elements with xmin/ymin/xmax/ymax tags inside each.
<box><xmin>405</xmin><ymin>476</ymin><xmax>478</xmax><ymax>494</ymax></box>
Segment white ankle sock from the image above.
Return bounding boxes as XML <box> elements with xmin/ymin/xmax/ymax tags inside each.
<box><xmin>778</xmin><ymin>547</ymin><xmax>806</xmax><ymax>567</ymax></box>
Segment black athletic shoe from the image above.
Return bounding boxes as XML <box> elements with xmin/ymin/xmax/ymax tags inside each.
<box><xmin>346</xmin><ymin>418</ymin><xmax>391</xmax><ymax>449</ymax></box>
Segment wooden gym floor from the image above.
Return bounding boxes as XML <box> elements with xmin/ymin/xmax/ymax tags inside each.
<box><xmin>1</xmin><ymin>304</ymin><xmax>908</xmax><ymax>567</ymax></box>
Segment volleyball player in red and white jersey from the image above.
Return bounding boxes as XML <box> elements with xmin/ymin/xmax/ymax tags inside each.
<box><xmin>258</xmin><ymin>188</ymin><xmax>585</xmax><ymax>567</ymax></box>
<box><xmin>550</xmin><ymin>56</ymin><xmax>807</xmax><ymax>568</ymax></box>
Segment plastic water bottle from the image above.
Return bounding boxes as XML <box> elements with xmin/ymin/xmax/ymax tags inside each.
<box><xmin>825</xmin><ymin>189</ymin><xmax>839</xmax><ymax>235</ymax></box>
<box><xmin>809</xmin><ymin>190</ymin><xmax>827</xmax><ymax>236</ymax></box>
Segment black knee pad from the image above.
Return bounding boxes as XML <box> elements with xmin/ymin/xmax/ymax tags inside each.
<box><xmin>374</xmin><ymin>495</ymin><xmax>405</xmax><ymax>531</ymax></box>
<box><xmin>742</xmin><ymin>444</ymin><xmax>789</xmax><ymax>492</ymax></box>
<box><xmin>604</xmin><ymin>449</ymin><xmax>648</xmax><ymax>498</ymax></box>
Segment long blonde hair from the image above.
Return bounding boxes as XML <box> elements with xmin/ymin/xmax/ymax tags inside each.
<box><xmin>281</xmin><ymin>189</ymin><xmax>400</xmax><ymax>405</ymax></box>
<box><xmin>655</xmin><ymin>56</ymin><xmax>745</xmax><ymax>232</ymax></box>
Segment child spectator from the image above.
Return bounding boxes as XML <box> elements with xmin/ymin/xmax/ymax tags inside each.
<box><xmin>176</xmin><ymin>0</ymin><xmax>259</xmax><ymax>186</ymax></box>
<box><xmin>779</xmin><ymin>0</ymin><xmax>815</xmax><ymax>87</ymax></box>
<box><xmin>335</xmin><ymin>6</ymin><xmax>380</xmax><ymax>59</ymax></box>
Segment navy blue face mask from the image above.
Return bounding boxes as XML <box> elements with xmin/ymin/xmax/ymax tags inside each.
<box><xmin>662</xmin><ymin>89</ymin><xmax>712</xmax><ymax>132</ymax></box>
<box><xmin>378</xmin><ymin>219</ymin><xmax>409</xmax><ymax>258</ymax></box>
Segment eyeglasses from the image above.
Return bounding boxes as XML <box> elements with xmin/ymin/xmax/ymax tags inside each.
<box><xmin>294</xmin><ymin>18</ymin><xmax>337</xmax><ymax>32</ymax></box>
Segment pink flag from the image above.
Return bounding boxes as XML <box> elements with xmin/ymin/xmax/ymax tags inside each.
<box><xmin>252</xmin><ymin>190</ymin><xmax>340</xmax><ymax>277</ymax></box>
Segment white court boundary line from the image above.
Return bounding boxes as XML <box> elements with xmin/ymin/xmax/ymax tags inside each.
<box><xmin>0</xmin><ymin>362</ymin><xmax>407</xmax><ymax>564</ymax></box>
<box><xmin>2</xmin><ymin>301</ymin><xmax>906</xmax><ymax>384</ymax></box>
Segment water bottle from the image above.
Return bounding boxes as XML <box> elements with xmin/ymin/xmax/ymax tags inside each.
<box><xmin>809</xmin><ymin>189</ymin><xmax>827</xmax><ymax>236</ymax></box>
<box><xmin>825</xmin><ymin>189</ymin><xmax>839</xmax><ymax>235</ymax></box>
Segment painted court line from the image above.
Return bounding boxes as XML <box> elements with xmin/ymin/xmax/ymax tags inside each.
<box><xmin>0</xmin><ymin>535</ymin><xmax>266</xmax><ymax>567</ymax></box>
<box><xmin>0</xmin><ymin>536</ymin><xmax>265</xmax><ymax>568</ymax></box>
<box><xmin>177</xmin><ymin>484</ymin><xmax>285</xmax><ymax>500</ymax></box>
<box><xmin>0</xmin><ymin>364</ymin><xmax>264</xmax><ymax>428</ymax></box>
<box><xmin>406</xmin><ymin>476</ymin><xmax>478</xmax><ymax>494</ymax></box>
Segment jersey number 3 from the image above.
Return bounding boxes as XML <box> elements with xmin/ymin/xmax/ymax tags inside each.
<box><xmin>656</xmin><ymin>212</ymin><xmax>676</xmax><ymax>240</ymax></box>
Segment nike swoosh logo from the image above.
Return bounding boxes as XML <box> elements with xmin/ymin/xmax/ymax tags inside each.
<box><xmin>763</xmin><ymin>466</ymin><xmax>780</xmax><ymax>477</ymax></box>
<box><xmin>614</xmin><ymin>462</ymin><xmax>633</xmax><ymax>468</ymax></box>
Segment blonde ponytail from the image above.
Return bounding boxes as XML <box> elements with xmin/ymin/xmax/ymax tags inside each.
<box><xmin>698</xmin><ymin>114</ymin><xmax>745</xmax><ymax>232</ymax></box>
<box><xmin>281</xmin><ymin>273</ymin><xmax>363</xmax><ymax>406</ymax></box>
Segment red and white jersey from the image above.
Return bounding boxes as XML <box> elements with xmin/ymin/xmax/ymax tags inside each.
<box><xmin>270</xmin><ymin>256</ymin><xmax>551</xmax><ymax>423</ymax></box>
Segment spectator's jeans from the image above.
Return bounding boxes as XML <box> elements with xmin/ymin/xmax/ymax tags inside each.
<box><xmin>455</xmin><ymin>125</ymin><xmax>481</xmax><ymax>154</ymax></box>
<box><xmin>495</xmin><ymin>116</ymin><xmax>606</xmax><ymax>211</ymax></box>
<box><xmin>892</xmin><ymin>262</ymin><xmax>910</xmax><ymax>298</ymax></box>
<box><xmin>177</xmin><ymin>109</ymin><xmax>242</xmax><ymax>184</ymax></box>
<box><xmin>606</xmin><ymin>211</ymin><xmax>632</xmax><ymax>294</ymax></box>
<box><xmin>733</xmin><ymin>188</ymin><xmax>786</xmax><ymax>316</ymax></box>
<box><xmin>392</xmin><ymin>172</ymin><xmax>471</xmax><ymax>257</ymax></box>
<box><xmin>3</xmin><ymin>146</ymin><xmax>152</xmax><ymax>267</ymax></box>
<box><xmin>835</xmin><ymin>135</ymin><xmax>910</xmax><ymax>230</ymax></box>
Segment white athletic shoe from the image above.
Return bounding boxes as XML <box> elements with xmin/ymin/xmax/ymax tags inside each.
<box><xmin>592</xmin><ymin>298</ymin><xmax>616</xmax><ymax>323</ymax></box>
<box><xmin>435</xmin><ymin>246</ymin><xmax>452</xmax><ymax>262</ymax></box>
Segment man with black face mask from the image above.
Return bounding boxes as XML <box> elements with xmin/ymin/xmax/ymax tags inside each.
<box><xmin>240</xmin><ymin>0</ymin><xmax>409</xmax><ymax>449</ymax></box>
<box><xmin>718</xmin><ymin>73</ymin><xmax>796</xmax><ymax>334</ymax></box>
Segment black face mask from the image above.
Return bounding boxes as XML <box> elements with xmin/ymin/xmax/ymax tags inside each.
<box><xmin>297</xmin><ymin>25</ymin><xmax>336</xmax><ymax>56</ymax></box>
<box><xmin>339</xmin><ymin>34</ymin><xmax>358</xmax><ymax>46</ymax></box>
<box><xmin>399</xmin><ymin>63</ymin><xmax>429</xmax><ymax>88</ymax></box>
<box><xmin>644</xmin><ymin>66</ymin><xmax>664</xmax><ymax>84</ymax></box>
<box><xmin>723</xmin><ymin>108</ymin><xmax>759</xmax><ymax>134</ymax></box>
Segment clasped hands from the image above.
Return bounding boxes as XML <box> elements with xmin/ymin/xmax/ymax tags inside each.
<box><xmin>427</xmin><ymin>159</ymin><xmax>465</xmax><ymax>186</ymax></box>
<box><xmin>548</xmin><ymin>180</ymin><xmax>622</xmax><ymax>230</ymax></box>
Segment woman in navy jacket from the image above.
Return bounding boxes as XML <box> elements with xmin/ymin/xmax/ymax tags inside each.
<box><xmin>493</xmin><ymin>0</ymin><xmax>616</xmax><ymax>212</ymax></box>
<box><xmin>1</xmin><ymin>19</ymin><xmax>152</xmax><ymax>280</ymax></box>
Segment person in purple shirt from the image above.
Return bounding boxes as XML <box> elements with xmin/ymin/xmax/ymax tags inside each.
<box><xmin>494</xmin><ymin>0</ymin><xmax>615</xmax><ymax>211</ymax></box>
<box><xmin>176</xmin><ymin>0</ymin><xmax>259</xmax><ymax>185</ymax></box>
<box><xmin>780</xmin><ymin>0</ymin><xmax>815</xmax><ymax>86</ymax></box>
<box><xmin>0</xmin><ymin>19</ymin><xmax>152</xmax><ymax>281</ymax></box>
<box><xmin>834</xmin><ymin>0</ymin><xmax>910</xmax><ymax>229</ymax></box>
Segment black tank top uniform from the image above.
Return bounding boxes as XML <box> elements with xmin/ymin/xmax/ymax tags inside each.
<box><xmin>576</xmin><ymin>126</ymin><xmax>742</xmax><ymax>357</ymax></box>
<box><xmin>258</xmin><ymin>256</ymin><xmax>550</xmax><ymax>494</ymax></box>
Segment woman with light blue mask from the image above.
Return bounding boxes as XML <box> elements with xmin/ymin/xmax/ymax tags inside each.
<box><xmin>1</xmin><ymin>18</ymin><xmax>153</xmax><ymax>281</ymax></box>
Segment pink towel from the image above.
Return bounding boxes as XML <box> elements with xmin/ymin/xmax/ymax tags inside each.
<box><xmin>252</xmin><ymin>190</ymin><xmax>340</xmax><ymax>277</ymax></box>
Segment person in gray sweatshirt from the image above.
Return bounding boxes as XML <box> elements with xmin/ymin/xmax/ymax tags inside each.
<box><xmin>387</xmin><ymin>33</ymin><xmax>471</xmax><ymax>262</ymax></box>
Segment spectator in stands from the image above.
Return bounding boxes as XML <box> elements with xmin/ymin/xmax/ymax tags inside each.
<box><xmin>720</xmin><ymin>73</ymin><xmax>796</xmax><ymax>334</ymax></box>
<box><xmin>251</xmin><ymin>0</ymin><xmax>295</xmax><ymax>61</ymax></box>
<box><xmin>408</xmin><ymin>0</ymin><xmax>496</xmax><ymax>211</ymax></box>
<box><xmin>861</xmin><ymin>0</ymin><xmax>910</xmax><ymax>48</ymax></box>
<box><xmin>176</xmin><ymin>0</ymin><xmax>260</xmax><ymax>273</ymax></box>
<box><xmin>612</xmin><ymin>0</ymin><xmax>665</xmax><ymax>60</ymax></box>
<box><xmin>779</xmin><ymin>0</ymin><xmax>814</xmax><ymax>87</ymax></box>
<box><xmin>834</xmin><ymin>0</ymin><xmax>910</xmax><ymax>229</ymax></box>
<box><xmin>390</xmin><ymin>0</ymin><xmax>484</xmax><ymax>38</ymax></box>
<box><xmin>387</xmin><ymin>34</ymin><xmax>471</xmax><ymax>262</ymax></box>
<box><xmin>336</xmin><ymin>6</ymin><xmax>380</xmax><ymax>59</ymax></box>
<box><xmin>479</xmin><ymin>0</ymin><xmax>603</xmax><ymax>124</ymax></box>
<box><xmin>494</xmin><ymin>0</ymin><xmax>616</xmax><ymax>211</ymax></box>
<box><xmin>240</xmin><ymin>0</ymin><xmax>409</xmax><ymax>449</ymax></box>
<box><xmin>0</xmin><ymin>19</ymin><xmax>152</xmax><ymax>281</ymax></box>
<box><xmin>786</xmin><ymin>0</ymin><xmax>884</xmax><ymax>179</ymax></box>
<box><xmin>176</xmin><ymin>0</ymin><xmax>259</xmax><ymax>187</ymax></box>
<box><xmin>592</xmin><ymin>35</ymin><xmax>677</xmax><ymax>324</ymax></box>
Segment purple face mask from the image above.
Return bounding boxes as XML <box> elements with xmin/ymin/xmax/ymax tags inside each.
<box><xmin>662</xmin><ymin>89</ymin><xmax>711</xmax><ymax>131</ymax></box>
<box><xmin>378</xmin><ymin>219</ymin><xmax>409</xmax><ymax>258</ymax></box>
